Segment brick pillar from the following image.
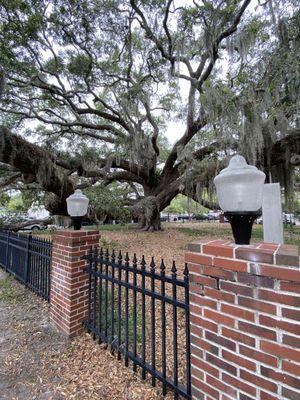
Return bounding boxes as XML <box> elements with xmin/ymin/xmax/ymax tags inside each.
<box><xmin>50</xmin><ymin>229</ymin><xmax>100</xmax><ymax>337</ymax></box>
<box><xmin>185</xmin><ymin>239</ymin><xmax>299</xmax><ymax>400</ymax></box>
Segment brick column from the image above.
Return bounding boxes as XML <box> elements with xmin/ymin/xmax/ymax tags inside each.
<box><xmin>50</xmin><ymin>229</ymin><xmax>100</xmax><ymax>337</ymax></box>
<box><xmin>185</xmin><ymin>239</ymin><xmax>299</xmax><ymax>400</ymax></box>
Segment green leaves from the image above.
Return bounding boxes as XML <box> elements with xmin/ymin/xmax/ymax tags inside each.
<box><xmin>67</xmin><ymin>54</ymin><xmax>92</xmax><ymax>77</ymax></box>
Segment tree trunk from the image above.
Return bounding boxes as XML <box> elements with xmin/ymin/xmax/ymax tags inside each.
<box><xmin>137</xmin><ymin>207</ymin><xmax>161</xmax><ymax>231</ymax></box>
<box><xmin>133</xmin><ymin>196</ymin><xmax>162</xmax><ymax>231</ymax></box>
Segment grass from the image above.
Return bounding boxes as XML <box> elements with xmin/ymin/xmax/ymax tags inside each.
<box><xmin>95</xmin><ymin>223</ymin><xmax>138</xmax><ymax>232</ymax></box>
<box><xmin>0</xmin><ymin>274</ymin><xmax>26</xmax><ymax>303</ymax></box>
<box><xmin>166</xmin><ymin>222</ymin><xmax>300</xmax><ymax>248</ymax></box>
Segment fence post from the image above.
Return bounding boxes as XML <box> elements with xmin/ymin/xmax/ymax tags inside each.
<box><xmin>5</xmin><ymin>231</ymin><xmax>10</xmax><ymax>272</ymax></box>
<box><xmin>24</xmin><ymin>233</ymin><xmax>32</xmax><ymax>286</ymax></box>
<box><xmin>185</xmin><ymin>239</ymin><xmax>299</xmax><ymax>400</ymax></box>
<box><xmin>50</xmin><ymin>229</ymin><xmax>100</xmax><ymax>338</ymax></box>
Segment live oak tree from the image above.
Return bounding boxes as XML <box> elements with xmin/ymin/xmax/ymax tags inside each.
<box><xmin>0</xmin><ymin>0</ymin><xmax>299</xmax><ymax>230</ymax></box>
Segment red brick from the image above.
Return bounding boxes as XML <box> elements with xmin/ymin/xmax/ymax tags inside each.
<box><xmin>221</xmin><ymin>395</ymin><xmax>233</xmax><ymax>400</ymax></box>
<box><xmin>203</xmin><ymin>244</ymin><xmax>234</xmax><ymax>258</ymax></box>
<box><xmin>222</xmin><ymin>327</ymin><xmax>256</xmax><ymax>347</ymax></box>
<box><xmin>259</xmin><ymin>315</ymin><xmax>300</xmax><ymax>336</ymax></box>
<box><xmin>258</xmin><ymin>289</ymin><xmax>300</xmax><ymax>307</ymax></box>
<box><xmin>190</xmin><ymin>273</ymin><xmax>217</xmax><ymax>288</ymax></box>
<box><xmin>190</xmin><ymin>322</ymin><xmax>203</xmax><ymax>338</ymax></box>
<box><xmin>282</xmin><ymin>387</ymin><xmax>300</xmax><ymax>400</ymax></box>
<box><xmin>283</xmin><ymin>334</ymin><xmax>300</xmax><ymax>348</ymax></box>
<box><xmin>192</xmin><ymin>385</ymin><xmax>205</xmax><ymax>400</ymax></box>
<box><xmin>260</xmin><ymin>341</ymin><xmax>300</xmax><ymax>363</ymax></box>
<box><xmin>206</xmin><ymin>375</ymin><xmax>237</xmax><ymax>398</ymax></box>
<box><xmin>185</xmin><ymin>252</ymin><xmax>214</xmax><ymax>265</ymax></box>
<box><xmin>282</xmin><ymin>361</ymin><xmax>300</xmax><ymax>376</ymax></box>
<box><xmin>240</xmin><ymin>369</ymin><xmax>277</xmax><ymax>392</ymax></box>
<box><xmin>259</xmin><ymin>243</ymin><xmax>280</xmax><ymax>251</ymax></box>
<box><xmin>260</xmin><ymin>391</ymin><xmax>279</xmax><ymax>400</ymax></box>
<box><xmin>202</xmin><ymin>266</ymin><xmax>235</xmax><ymax>280</ymax></box>
<box><xmin>190</xmin><ymin>285</ymin><xmax>205</xmax><ymax>296</ymax></box>
<box><xmin>221</xmin><ymin>304</ymin><xmax>255</xmax><ymax>322</ymax></box>
<box><xmin>240</xmin><ymin>345</ymin><xmax>278</xmax><ymax>367</ymax></box>
<box><xmin>206</xmin><ymin>353</ymin><xmax>237</xmax><ymax>376</ymax></box>
<box><xmin>280</xmin><ymin>281</ymin><xmax>300</xmax><ymax>293</ymax></box>
<box><xmin>220</xmin><ymin>281</ymin><xmax>253</xmax><ymax>297</ymax></box>
<box><xmin>261</xmin><ymin>365</ymin><xmax>300</xmax><ymax>389</ymax></box>
<box><xmin>196</xmin><ymin>360</ymin><xmax>220</xmax><ymax>377</ymax></box>
<box><xmin>50</xmin><ymin>230</ymin><xmax>100</xmax><ymax>338</ymax></box>
<box><xmin>239</xmin><ymin>394</ymin><xmax>256</xmax><ymax>400</ymax></box>
<box><xmin>190</xmin><ymin>303</ymin><xmax>203</xmax><ymax>317</ymax></box>
<box><xmin>192</xmin><ymin>379</ymin><xmax>219</xmax><ymax>399</ymax></box>
<box><xmin>204</xmin><ymin>309</ymin><xmax>235</xmax><ymax>328</ymax></box>
<box><xmin>190</xmin><ymin>294</ymin><xmax>218</xmax><ymax>309</ymax></box>
<box><xmin>237</xmin><ymin>273</ymin><xmax>274</xmax><ymax>288</ymax></box>
<box><xmin>191</xmin><ymin>314</ymin><xmax>218</xmax><ymax>333</ymax></box>
<box><xmin>191</xmin><ymin>344</ymin><xmax>204</xmax><ymax>360</ymax></box>
<box><xmin>222</xmin><ymin>349</ymin><xmax>256</xmax><ymax>371</ymax></box>
<box><xmin>205</xmin><ymin>331</ymin><xmax>236</xmax><ymax>351</ymax></box>
<box><xmin>205</xmin><ymin>287</ymin><xmax>235</xmax><ymax>303</ymax></box>
<box><xmin>282</xmin><ymin>308</ymin><xmax>300</xmax><ymax>321</ymax></box>
<box><xmin>238</xmin><ymin>297</ymin><xmax>276</xmax><ymax>314</ymax></box>
<box><xmin>214</xmin><ymin>257</ymin><xmax>247</xmax><ymax>272</ymax></box>
<box><xmin>191</xmin><ymin>335</ymin><xmax>219</xmax><ymax>355</ymax></box>
<box><xmin>236</xmin><ymin>248</ymin><xmax>274</xmax><ymax>264</ymax></box>
<box><xmin>249</xmin><ymin>264</ymin><xmax>300</xmax><ymax>282</ymax></box>
<box><xmin>222</xmin><ymin>373</ymin><xmax>256</xmax><ymax>397</ymax></box>
<box><xmin>238</xmin><ymin>321</ymin><xmax>276</xmax><ymax>341</ymax></box>
<box><xmin>191</xmin><ymin>365</ymin><xmax>204</xmax><ymax>381</ymax></box>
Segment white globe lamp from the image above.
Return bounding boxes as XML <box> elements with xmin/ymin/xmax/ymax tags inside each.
<box><xmin>66</xmin><ymin>189</ymin><xmax>89</xmax><ymax>230</ymax></box>
<box><xmin>213</xmin><ymin>155</ymin><xmax>266</xmax><ymax>244</ymax></box>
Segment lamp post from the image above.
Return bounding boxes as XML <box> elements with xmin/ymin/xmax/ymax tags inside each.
<box><xmin>213</xmin><ymin>155</ymin><xmax>266</xmax><ymax>245</ymax></box>
<box><xmin>66</xmin><ymin>189</ymin><xmax>89</xmax><ymax>230</ymax></box>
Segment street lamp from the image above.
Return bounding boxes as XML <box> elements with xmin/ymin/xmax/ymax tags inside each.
<box><xmin>213</xmin><ymin>155</ymin><xmax>266</xmax><ymax>245</ymax></box>
<box><xmin>66</xmin><ymin>189</ymin><xmax>89</xmax><ymax>230</ymax></box>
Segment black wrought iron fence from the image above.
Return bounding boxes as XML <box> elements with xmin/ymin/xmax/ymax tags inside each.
<box><xmin>0</xmin><ymin>231</ymin><xmax>52</xmax><ymax>302</ymax></box>
<box><xmin>84</xmin><ymin>248</ymin><xmax>191</xmax><ymax>400</ymax></box>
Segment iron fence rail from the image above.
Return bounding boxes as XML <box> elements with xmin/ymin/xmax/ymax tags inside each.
<box><xmin>0</xmin><ymin>230</ymin><xmax>52</xmax><ymax>302</ymax></box>
<box><xmin>84</xmin><ymin>248</ymin><xmax>191</xmax><ymax>400</ymax></box>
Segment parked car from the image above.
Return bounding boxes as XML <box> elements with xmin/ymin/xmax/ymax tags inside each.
<box><xmin>177</xmin><ymin>214</ymin><xmax>195</xmax><ymax>221</ymax></box>
<box><xmin>206</xmin><ymin>212</ymin><xmax>220</xmax><ymax>221</ymax></box>
<box><xmin>160</xmin><ymin>215</ymin><xmax>168</xmax><ymax>222</ymax></box>
<box><xmin>160</xmin><ymin>214</ymin><xmax>178</xmax><ymax>222</ymax></box>
<box><xmin>283</xmin><ymin>213</ymin><xmax>296</xmax><ymax>225</ymax></box>
<box><xmin>256</xmin><ymin>216</ymin><xmax>263</xmax><ymax>224</ymax></box>
<box><xmin>194</xmin><ymin>213</ymin><xmax>209</xmax><ymax>221</ymax></box>
<box><xmin>18</xmin><ymin>223</ymin><xmax>47</xmax><ymax>232</ymax></box>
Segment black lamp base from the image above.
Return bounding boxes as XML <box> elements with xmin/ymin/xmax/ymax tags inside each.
<box><xmin>224</xmin><ymin>211</ymin><xmax>261</xmax><ymax>245</ymax></box>
<box><xmin>71</xmin><ymin>216</ymin><xmax>83</xmax><ymax>230</ymax></box>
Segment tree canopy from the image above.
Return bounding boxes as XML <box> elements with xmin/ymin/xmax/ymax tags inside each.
<box><xmin>0</xmin><ymin>0</ymin><xmax>299</xmax><ymax>229</ymax></box>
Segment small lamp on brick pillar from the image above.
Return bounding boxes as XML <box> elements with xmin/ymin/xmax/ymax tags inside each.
<box><xmin>214</xmin><ymin>155</ymin><xmax>266</xmax><ymax>245</ymax></box>
<box><xmin>66</xmin><ymin>189</ymin><xmax>89</xmax><ymax>230</ymax></box>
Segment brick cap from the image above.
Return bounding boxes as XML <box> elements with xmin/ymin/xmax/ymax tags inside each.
<box><xmin>53</xmin><ymin>229</ymin><xmax>100</xmax><ymax>237</ymax></box>
<box><xmin>188</xmin><ymin>239</ymin><xmax>299</xmax><ymax>268</ymax></box>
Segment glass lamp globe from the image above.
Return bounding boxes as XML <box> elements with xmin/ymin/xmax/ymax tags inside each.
<box><xmin>66</xmin><ymin>189</ymin><xmax>89</xmax><ymax>230</ymax></box>
<box><xmin>213</xmin><ymin>155</ymin><xmax>266</xmax><ymax>244</ymax></box>
<box><xmin>214</xmin><ymin>155</ymin><xmax>266</xmax><ymax>212</ymax></box>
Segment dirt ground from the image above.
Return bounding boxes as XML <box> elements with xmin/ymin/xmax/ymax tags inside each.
<box><xmin>0</xmin><ymin>228</ymin><xmax>194</xmax><ymax>400</ymax></box>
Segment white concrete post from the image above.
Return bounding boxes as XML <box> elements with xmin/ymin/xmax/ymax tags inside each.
<box><xmin>262</xmin><ymin>183</ymin><xmax>284</xmax><ymax>244</ymax></box>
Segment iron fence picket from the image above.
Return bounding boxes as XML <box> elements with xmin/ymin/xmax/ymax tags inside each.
<box><xmin>84</xmin><ymin>248</ymin><xmax>191</xmax><ymax>400</ymax></box>
<box><xmin>0</xmin><ymin>230</ymin><xmax>52</xmax><ymax>302</ymax></box>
